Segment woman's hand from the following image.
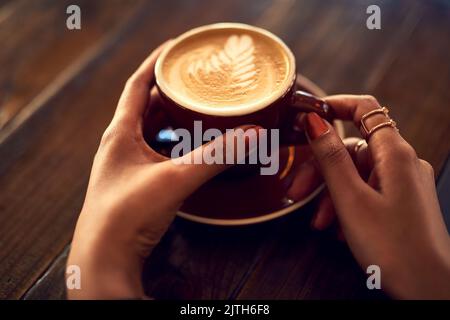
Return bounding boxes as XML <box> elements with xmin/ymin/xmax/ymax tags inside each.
<box><xmin>66</xmin><ymin>44</ymin><xmax>258</xmax><ymax>299</ymax></box>
<box><xmin>288</xmin><ymin>95</ymin><xmax>450</xmax><ymax>299</ymax></box>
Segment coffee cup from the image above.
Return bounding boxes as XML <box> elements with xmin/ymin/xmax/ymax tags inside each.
<box><xmin>154</xmin><ymin>22</ymin><xmax>331</xmax><ymax>135</ymax></box>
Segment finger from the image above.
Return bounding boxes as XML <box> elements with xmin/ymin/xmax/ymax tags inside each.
<box><xmin>418</xmin><ymin>159</ymin><xmax>437</xmax><ymax>191</ymax></box>
<box><xmin>114</xmin><ymin>41</ymin><xmax>171</xmax><ymax>128</ymax></box>
<box><xmin>367</xmin><ymin>170</ymin><xmax>381</xmax><ymax>191</ymax></box>
<box><xmin>280</xmin><ymin>111</ymin><xmax>308</xmax><ymax>145</ymax></box>
<box><xmin>324</xmin><ymin>94</ymin><xmax>386</xmax><ymax>127</ymax></box>
<box><xmin>324</xmin><ymin>95</ymin><xmax>404</xmax><ymax>157</ymax></box>
<box><xmin>169</xmin><ymin>125</ymin><xmax>262</xmax><ymax>197</ymax></box>
<box><xmin>304</xmin><ymin>112</ymin><xmax>376</xmax><ymax>209</ymax></box>
<box><xmin>343</xmin><ymin>137</ymin><xmax>371</xmax><ymax>180</ymax></box>
<box><xmin>311</xmin><ymin>191</ymin><xmax>336</xmax><ymax>231</ymax></box>
<box><xmin>324</xmin><ymin>94</ymin><xmax>419</xmax><ymax>192</ymax></box>
<box><xmin>343</xmin><ymin>137</ymin><xmax>383</xmax><ymax>190</ymax></box>
<box><xmin>287</xmin><ymin>158</ymin><xmax>322</xmax><ymax>201</ymax></box>
<box><xmin>417</xmin><ymin>160</ymin><xmax>442</xmax><ymax>215</ymax></box>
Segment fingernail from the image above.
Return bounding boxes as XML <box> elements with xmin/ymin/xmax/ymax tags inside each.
<box><xmin>305</xmin><ymin>112</ymin><xmax>329</xmax><ymax>140</ymax></box>
<box><xmin>286</xmin><ymin>159</ymin><xmax>318</xmax><ymax>200</ymax></box>
<box><xmin>244</xmin><ymin>125</ymin><xmax>260</xmax><ymax>132</ymax></box>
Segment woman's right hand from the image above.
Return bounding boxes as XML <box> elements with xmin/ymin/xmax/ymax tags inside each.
<box><xmin>288</xmin><ymin>95</ymin><xmax>450</xmax><ymax>299</ymax></box>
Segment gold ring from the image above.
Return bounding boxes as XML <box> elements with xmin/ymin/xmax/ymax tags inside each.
<box><xmin>354</xmin><ymin>139</ymin><xmax>367</xmax><ymax>154</ymax></box>
<box><xmin>360</xmin><ymin>106</ymin><xmax>398</xmax><ymax>139</ymax></box>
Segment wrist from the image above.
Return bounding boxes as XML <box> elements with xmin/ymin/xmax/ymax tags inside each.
<box><xmin>67</xmin><ymin>226</ymin><xmax>145</xmax><ymax>299</ymax></box>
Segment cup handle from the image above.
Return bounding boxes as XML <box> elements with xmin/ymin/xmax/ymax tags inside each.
<box><xmin>289</xmin><ymin>90</ymin><xmax>333</xmax><ymax>121</ymax></box>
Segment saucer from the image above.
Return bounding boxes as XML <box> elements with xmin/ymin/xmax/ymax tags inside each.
<box><xmin>148</xmin><ymin>75</ymin><xmax>345</xmax><ymax>226</ymax></box>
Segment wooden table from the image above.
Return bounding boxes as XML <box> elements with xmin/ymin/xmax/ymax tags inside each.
<box><xmin>1</xmin><ymin>0</ymin><xmax>449</xmax><ymax>299</ymax></box>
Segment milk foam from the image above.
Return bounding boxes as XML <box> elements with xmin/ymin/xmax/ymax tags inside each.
<box><xmin>161</xmin><ymin>29</ymin><xmax>291</xmax><ymax>111</ymax></box>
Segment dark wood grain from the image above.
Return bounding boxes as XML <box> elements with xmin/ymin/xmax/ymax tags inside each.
<box><xmin>370</xmin><ymin>1</ymin><xmax>450</xmax><ymax>173</ymax></box>
<box><xmin>0</xmin><ymin>0</ymin><xmax>146</xmax><ymax>132</ymax></box>
<box><xmin>23</xmin><ymin>247</ymin><xmax>70</xmax><ymax>300</ymax></box>
<box><xmin>0</xmin><ymin>0</ymin><xmax>157</xmax><ymax>299</ymax></box>
<box><xmin>237</xmin><ymin>215</ymin><xmax>385</xmax><ymax>299</ymax></box>
<box><xmin>0</xmin><ymin>0</ymin><xmax>449</xmax><ymax>300</ymax></box>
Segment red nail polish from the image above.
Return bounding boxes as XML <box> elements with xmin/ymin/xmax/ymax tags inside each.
<box><xmin>305</xmin><ymin>112</ymin><xmax>329</xmax><ymax>140</ymax></box>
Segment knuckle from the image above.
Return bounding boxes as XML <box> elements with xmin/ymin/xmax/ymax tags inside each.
<box><xmin>354</xmin><ymin>95</ymin><xmax>381</xmax><ymax>123</ymax></box>
<box><xmin>125</xmin><ymin>74</ymin><xmax>145</xmax><ymax>90</ymax></box>
<box><xmin>99</xmin><ymin>124</ymin><xmax>125</xmax><ymax>148</ymax></box>
<box><xmin>391</xmin><ymin>142</ymin><xmax>418</xmax><ymax>164</ymax></box>
<box><xmin>359</xmin><ymin>95</ymin><xmax>380</xmax><ymax>108</ymax></box>
<box><xmin>419</xmin><ymin>159</ymin><xmax>434</xmax><ymax>176</ymax></box>
<box><xmin>318</xmin><ymin>142</ymin><xmax>349</xmax><ymax>167</ymax></box>
<box><xmin>124</xmin><ymin>77</ymin><xmax>134</xmax><ymax>89</ymax></box>
<box><xmin>124</xmin><ymin>77</ymin><xmax>137</xmax><ymax>91</ymax></box>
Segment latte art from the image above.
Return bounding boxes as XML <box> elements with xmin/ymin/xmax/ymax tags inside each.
<box><xmin>187</xmin><ymin>35</ymin><xmax>258</xmax><ymax>99</ymax></box>
<box><xmin>159</xmin><ymin>25</ymin><xmax>294</xmax><ymax>114</ymax></box>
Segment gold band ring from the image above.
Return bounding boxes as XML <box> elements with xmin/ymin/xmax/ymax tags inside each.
<box><xmin>360</xmin><ymin>106</ymin><xmax>398</xmax><ymax>139</ymax></box>
<box><xmin>354</xmin><ymin>139</ymin><xmax>367</xmax><ymax>154</ymax></box>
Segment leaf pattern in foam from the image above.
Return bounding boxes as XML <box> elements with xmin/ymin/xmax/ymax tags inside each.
<box><xmin>187</xmin><ymin>35</ymin><xmax>257</xmax><ymax>92</ymax></box>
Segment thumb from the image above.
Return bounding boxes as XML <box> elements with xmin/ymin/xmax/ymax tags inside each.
<box><xmin>169</xmin><ymin>125</ymin><xmax>261</xmax><ymax>196</ymax></box>
<box><xmin>304</xmin><ymin>113</ymin><xmax>370</xmax><ymax>206</ymax></box>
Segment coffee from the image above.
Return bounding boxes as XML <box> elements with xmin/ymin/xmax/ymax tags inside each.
<box><xmin>157</xmin><ymin>24</ymin><xmax>295</xmax><ymax>115</ymax></box>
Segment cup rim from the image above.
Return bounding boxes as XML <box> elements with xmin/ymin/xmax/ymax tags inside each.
<box><xmin>155</xmin><ymin>22</ymin><xmax>297</xmax><ymax>117</ymax></box>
